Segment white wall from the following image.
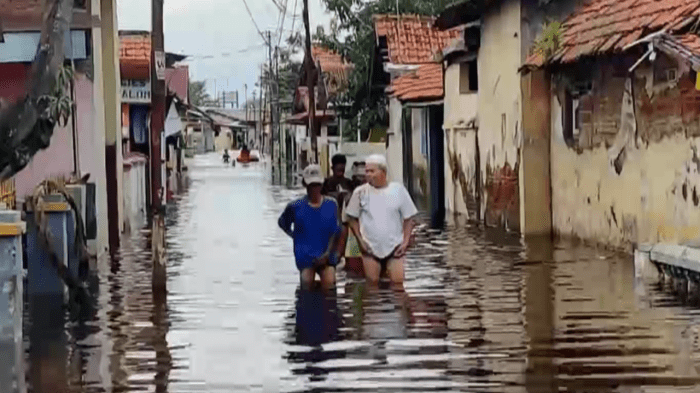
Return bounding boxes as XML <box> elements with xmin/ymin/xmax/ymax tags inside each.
<box><xmin>387</xmin><ymin>97</ymin><xmax>404</xmax><ymax>183</ymax></box>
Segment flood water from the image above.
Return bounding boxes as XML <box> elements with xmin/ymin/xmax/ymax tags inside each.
<box><xmin>18</xmin><ymin>153</ymin><xmax>700</xmax><ymax>392</ymax></box>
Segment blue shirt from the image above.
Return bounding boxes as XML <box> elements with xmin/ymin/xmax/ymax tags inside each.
<box><xmin>278</xmin><ymin>196</ymin><xmax>341</xmax><ymax>270</ymax></box>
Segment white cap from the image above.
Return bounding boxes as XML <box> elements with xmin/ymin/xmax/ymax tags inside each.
<box><xmin>302</xmin><ymin>164</ymin><xmax>324</xmax><ymax>185</ymax></box>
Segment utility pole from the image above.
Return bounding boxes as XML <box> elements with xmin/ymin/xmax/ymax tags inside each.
<box><xmin>259</xmin><ymin>68</ymin><xmax>264</xmax><ymax>153</ymax></box>
<box><xmin>302</xmin><ymin>0</ymin><xmax>318</xmax><ymax>163</ymax></box>
<box><xmin>267</xmin><ymin>30</ymin><xmax>274</xmax><ymax>170</ymax></box>
<box><xmin>151</xmin><ymin>0</ymin><xmax>166</xmax><ymax>293</ymax></box>
<box><xmin>150</xmin><ymin>0</ymin><xmax>165</xmax><ymax>210</ymax></box>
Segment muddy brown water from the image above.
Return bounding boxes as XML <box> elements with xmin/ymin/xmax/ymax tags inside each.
<box><xmin>19</xmin><ymin>154</ymin><xmax>700</xmax><ymax>392</ymax></box>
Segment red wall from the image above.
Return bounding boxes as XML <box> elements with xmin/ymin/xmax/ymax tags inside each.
<box><xmin>0</xmin><ymin>63</ymin><xmax>31</xmax><ymax>104</ymax></box>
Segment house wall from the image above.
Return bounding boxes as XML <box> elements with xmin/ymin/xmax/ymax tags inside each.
<box><xmin>13</xmin><ymin>74</ymin><xmax>98</xmax><ymax>201</ymax></box>
<box><xmin>387</xmin><ymin>97</ymin><xmax>404</xmax><ymax>183</ymax></box>
<box><xmin>411</xmin><ymin>107</ymin><xmax>429</xmax><ymax>207</ymax></box>
<box><xmin>122</xmin><ymin>158</ymin><xmax>147</xmax><ymax>233</ymax></box>
<box><xmin>214</xmin><ymin>127</ymin><xmax>233</xmax><ymax>152</ymax></box>
<box><xmin>550</xmin><ymin>57</ymin><xmax>700</xmax><ymax>249</ymax></box>
<box><xmin>444</xmin><ymin>62</ymin><xmax>479</xmax><ymax>218</ymax></box>
<box><xmin>478</xmin><ymin>0</ymin><xmax>522</xmax><ymax>231</ymax></box>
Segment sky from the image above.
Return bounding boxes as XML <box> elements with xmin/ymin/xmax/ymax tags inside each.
<box><xmin>116</xmin><ymin>0</ymin><xmax>333</xmax><ymax>102</ymax></box>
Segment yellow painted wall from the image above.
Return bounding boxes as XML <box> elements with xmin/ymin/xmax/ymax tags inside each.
<box><xmin>444</xmin><ymin>62</ymin><xmax>479</xmax><ymax>217</ymax></box>
<box><xmin>551</xmin><ymin>63</ymin><xmax>700</xmax><ymax>248</ymax></box>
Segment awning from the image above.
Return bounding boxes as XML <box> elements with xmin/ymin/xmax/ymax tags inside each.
<box><xmin>285</xmin><ymin>110</ymin><xmax>336</xmax><ymax>125</ymax></box>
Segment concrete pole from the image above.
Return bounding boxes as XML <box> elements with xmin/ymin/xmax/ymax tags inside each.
<box><xmin>0</xmin><ymin>211</ymin><xmax>26</xmax><ymax>393</ymax></box>
<box><xmin>150</xmin><ymin>0</ymin><xmax>165</xmax><ymax>210</ymax></box>
<box><xmin>99</xmin><ymin>0</ymin><xmax>123</xmax><ymax>253</ymax></box>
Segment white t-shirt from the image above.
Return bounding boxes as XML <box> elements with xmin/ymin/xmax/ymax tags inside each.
<box><xmin>345</xmin><ymin>182</ymin><xmax>418</xmax><ymax>259</ymax></box>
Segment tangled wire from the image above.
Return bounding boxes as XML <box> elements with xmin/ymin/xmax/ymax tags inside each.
<box><xmin>28</xmin><ymin>179</ymin><xmax>90</xmax><ymax>302</ymax></box>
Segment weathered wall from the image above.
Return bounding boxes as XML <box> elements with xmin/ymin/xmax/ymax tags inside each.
<box><xmin>339</xmin><ymin>142</ymin><xmax>386</xmax><ymax>178</ymax></box>
<box><xmin>443</xmin><ymin>62</ymin><xmax>479</xmax><ymax>218</ymax></box>
<box><xmin>386</xmin><ymin>97</ymin><xmax>404</xmax><ymax>184</ymax></box>
<box><xmin>478</xmin><ymin>0</ymin><xmax>522</xmax><ymax>231</ymax></box>
<box><xmin>411</xmin><ymin>107</ymin><xmax>429</xmax><ymax>207</ymax></box>
<box><xmin>214</xmin><ymin>127</ymin><xmax>233</xmax><ymax>152</ymax></box>
<box><xmin>551</xmin><ymin>57</ymin><xmax>700</xmax><ymax>248</ymax></box>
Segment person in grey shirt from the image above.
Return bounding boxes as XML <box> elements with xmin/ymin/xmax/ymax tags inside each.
<box><xmin>345</xmin><ymin>154</ymin><xmax>418</xmax><ymax>285</ymax></box>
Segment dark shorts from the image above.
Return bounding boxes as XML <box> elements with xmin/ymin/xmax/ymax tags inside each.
<box><xmin>297</xmin><ymin>255</ymin><xmax>339</xmax><ymax>272</ymax></box>
<box><xmin>371</xmin><ymin>246</ymin><xmax>399</xmax><ymax>271</ymax></box>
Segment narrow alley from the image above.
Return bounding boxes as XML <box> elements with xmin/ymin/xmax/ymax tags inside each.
<box><xmin>16</xmin><ymin>153</ymin><xmax>700</xmax><ymax>392</ymax></box>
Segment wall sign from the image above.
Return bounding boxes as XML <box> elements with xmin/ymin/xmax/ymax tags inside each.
<box><xmin>121</xmin><ymin>79</ymin><xmax>151</xmax><ymax>103</ymax></box>
<box><xmin>155</xmin><ymin>51</ymin><xmax>166</xmax><ymax>80</ymax></box>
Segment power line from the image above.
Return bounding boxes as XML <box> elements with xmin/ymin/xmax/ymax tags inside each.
<box><xmin>288</xmin><ymin>0</ymin><xmax>299</xmax><ymax>43</ymax></box>
<box><xmin>241</xmin><ymin>0</ymin><xmax>270</xmax><ymax>44</ymax></box>
<box><xmin>276</xmin><ymin>0</ymin><xmax>289</xmax><ymax>47</ymax></box>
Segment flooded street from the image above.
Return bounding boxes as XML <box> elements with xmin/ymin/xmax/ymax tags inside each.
<box><xmin>23</xmin><ymin>153</ymin><xmax>700</xmax><ymax>392</ymax></box>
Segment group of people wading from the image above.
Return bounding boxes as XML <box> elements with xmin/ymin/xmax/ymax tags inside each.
<box><xmin>278</xmin><ymin>153</ymin><xmax>418</xmax><ymax>290</ymax></box>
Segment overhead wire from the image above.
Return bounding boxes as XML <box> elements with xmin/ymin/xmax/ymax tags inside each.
<box><xmin>241</xmin><ymin>0</ymin><xmax>270</xmax><ymax>44</ymax></box>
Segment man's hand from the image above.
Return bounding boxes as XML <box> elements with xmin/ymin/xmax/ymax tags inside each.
<box><xmin>394</xmin><ymin>240</ymin><xmax>410</xmax><ymax>258</ymax></box>
<box><xmin>313</xmin><ymin>253</ymin><xmax>330</xmax><ymax>267</ymax></box>
<box><xmin>358</xmin><ymin>239</ymin><xmax>373</xmax><ymax>257</ymax></box>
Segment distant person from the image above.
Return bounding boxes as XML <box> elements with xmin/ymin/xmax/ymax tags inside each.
<box><xmin>279</xmin><ymin>164</ymin><xmax>341</xmax><ymax>290</ymax></box>
<box><xmin>343</xmin><ymin>161</ymin><xmax>367</xmax><ymax>276</ymax></box>
<box><xmin>346</xmin><ymin>154</ymin><xmax>418</xmax><ymax>285</ymax></box>
<box><xmin>322</xmin><ymin>154</ymin><xmax>354</xmax><ymax>259</ymax></box>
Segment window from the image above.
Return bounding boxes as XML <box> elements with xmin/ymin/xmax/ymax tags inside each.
<box><xmin>327</xmin><ymin>124</ymin><xmax>339</xmax><ymax>137</ymax></box>
<box><xmin>563</xmin><ymin>91</ymin><xmax>581</xmax><ymax>145</ymax></box>
<box><xmin>459</xmin><ymin>60</ymin><xmax>478</xmax><ymax>94</ymax></box>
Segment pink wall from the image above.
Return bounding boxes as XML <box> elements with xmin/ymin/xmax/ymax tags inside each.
<box><xmin>165</xmin><ymin>65</ymin><xmax>188</xmax><ymax>103</ymax></box>
<box><xmin>10</xmin><ymin>73</ymin><xmax>97</xmax><ymax>201</ymax></box>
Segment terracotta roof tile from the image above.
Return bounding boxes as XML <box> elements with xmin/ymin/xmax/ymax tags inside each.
<box><xmin>678</xmin><ymin>33</ymin><xmax>700</xmax><ymax>55</ymax></box>
<box><xmin>373</xmin><ymin>14</ymin><xmax>460</xmax><ymax>64</ymax></box>
<box><xmin>311</xmin><ymin>45</ymin><xmax>353</xmax><ymax>95</ymax></box>
<box><xmin>526</xmin><ymin>0</ymin><xmax>700</xmax><ymax>67</ymax></box>
<box><xmin>120</xmin><ymin>33</ymin><xmax>151</xmax><ymax>80</ymax></box>
<box><xmin>389</xmin><ymin>63</ymin><xmax>443</xmax><ymax>102</ymax></box>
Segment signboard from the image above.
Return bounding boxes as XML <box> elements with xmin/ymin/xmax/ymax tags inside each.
<box><xmin>155</xmin><ymin>51</ymin><xmax>166</xmax><ymax>80</ymax></box>
<box><xmin>121</xmin><ymin>79</ymin><xmax>151</xmax><ymax>103</ymax></box>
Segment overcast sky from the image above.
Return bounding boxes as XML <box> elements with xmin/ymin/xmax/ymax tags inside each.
<box><xmin>116</xmin><ymin>0</ymin><xmax>332</xmax><ymax>102</ymax></box>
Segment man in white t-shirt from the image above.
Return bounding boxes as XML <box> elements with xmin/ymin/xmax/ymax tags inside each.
<box><xmin>345</xmin><ymin>154</ymin><xmax>418</xmax><ymax>284</ymax></box>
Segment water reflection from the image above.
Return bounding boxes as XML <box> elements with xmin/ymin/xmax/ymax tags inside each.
<box><xmin>16</xmin><ymin>154</ymin><xmax>700</xmax><ymax>392</ymax></box>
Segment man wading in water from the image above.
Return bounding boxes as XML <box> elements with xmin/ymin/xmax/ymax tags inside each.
<box><xmin>346</xmin><ymin>154</ymin><xmax>418</xmax><ymax>285</ymax></box>
<box><xmin>278</xmin><ymin>164</ymin><xmax>341</xmax><ymax>290</ymax></box>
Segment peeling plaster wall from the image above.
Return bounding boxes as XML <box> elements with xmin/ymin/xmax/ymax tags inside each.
<box><xmin>411</xmin><ymin>107</ymin><xmax>429</xmax><ymax>208</ymax></box>
<box><xmin>387</xmin><ymin>97</ymin><xmax>404</xmax><ymax>184</ymax></box>
<box><xmin>478</xmin><ymin>0</ymin><xmax>522</xmax><ymax>231</ymax></box>
<box><xmin>551</xmin><ymin>58</ymin><xmax>700</xmax><ymax>248</ymax></box>
<box><xmin>444</xmin><ymin>62</ymin><xmax>479</xmax><ymax>218</ymax></box>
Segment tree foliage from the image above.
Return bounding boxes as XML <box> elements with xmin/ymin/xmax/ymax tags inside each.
<box><xmin>315</xmin><ymin>0</ymin><xmax>453</xmax><ymax>140</ymax></box>
<box><xmin>188</xmin><ymin>80</ymin><xmax>211</xmax><ymax>107</ymax></box>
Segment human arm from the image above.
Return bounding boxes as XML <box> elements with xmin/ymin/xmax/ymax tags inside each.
<box><xmin>277</xmin><ymin>203</ymin><xmax>294</xmax><ymax>238</ymax></box>
<box><xmin>313</xmin><ymin>199</ymin><xmax>342</xmax><ymax>266</ymax></box>
<box><xmin>394</xmin><ymin>186</ymin><xmax>419</xmax><ymax>258</ymax></box>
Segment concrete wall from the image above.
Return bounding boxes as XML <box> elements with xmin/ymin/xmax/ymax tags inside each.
<box><xmin>339</xmin><ymin>142</ymin><xmax>386</xmax><ymax>177</ymax></box>
<box><xmin>478</xmin><ymin>0</ymin><xmax>522</xmax><ymax>231</ymax></box>
<box><xmin>386</xmin><ymin>97</ymin><xmax>404</xmax><ymax>183</ymax></box>
<box><xmin>444</xmin><ymin>62</ymin><xmax>479</xmax><ymax>217</ymax></box>
<box><xmin>214</xmin><ymin>127</ymin><xmax>233</xmax><ymax>152</ymax></box>
<box><xmin>410</xmin><ymin>107</ymin><xmax>429</xmax><ymax>205</ymax></box>
<box><xmin>13</xmin><ymin>75</ymin><xmax>99</xmax><ymax>199</ymax></box>
<box><xmin>122</xmin><ymin>157</ymin><xmax>147</xmax><ymax>233</ymax></box>
<box><xmin>550</xmin><ymin>57</ymin><xmax>700</xmax><ymax>249</ymax></box>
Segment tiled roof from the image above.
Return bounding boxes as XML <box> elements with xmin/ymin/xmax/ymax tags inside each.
<box><xmin>390</xmin><ymin>63</ymin><xmax>443</xmax><ymax>102</ymax></box>
<box><xmin>373</xmin><ymin>14</ymin><xmax>460</xmax><ymax>64</ymax></box>
<box><xmin>120</xmin><ymin>33</ymin><xmax>151</xmax><ymax>80</ymax></box>
<box><xmin>312</xmin><ymin>45</ymin><xmax>352</xmax><ymax>95</ymax></box>
<box><xmin>526</xmin><ymin>0</ymin><xmax>700</xmax><ymax>67</ymax></box>
<box><xmin>678</xmin><ymin>33</ymin><xmax>700</xmax><ymax>54</ymax></box>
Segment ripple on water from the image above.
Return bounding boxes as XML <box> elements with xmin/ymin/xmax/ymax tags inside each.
<box><xmin>20</xmin><ymin>153</ymin><xmax>700</xmax><ymax>392</ymax></box>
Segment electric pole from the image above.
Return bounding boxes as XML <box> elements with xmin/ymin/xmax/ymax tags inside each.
<box><xmin>150</xmin><ymin>0</ymin><xmax>165</xmax><ymax>210</ymax></box>
<box><xmin>302</xmin><ymin>0</ymin><xmax>318</xmax><ymax>163</ymax></box>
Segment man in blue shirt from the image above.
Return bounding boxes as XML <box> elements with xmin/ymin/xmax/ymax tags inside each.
<box><xmin>279</xmin><ymin>164</ymin><xmax>341</xmax><ymax>290</ymax></box>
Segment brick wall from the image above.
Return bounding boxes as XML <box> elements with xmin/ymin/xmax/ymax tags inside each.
<box><xmin>0</xmin><ymin>0</ymin><xmax>91</xmax><ymax>32</ymax></box>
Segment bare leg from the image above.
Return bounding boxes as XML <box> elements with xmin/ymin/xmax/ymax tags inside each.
<box><xmin>300</xmin><ymin>269</ymin><xmax>315</xmax><ymax>290</ymax></box>
<box><xmin>362</xmin><ymin>255</ymin><xmax>381</xmax><ymax>286</ymax></box>
<box><xmin>386</xmin><ymin>256</ymin><xmax>405</xmax><ymax>285</ymax></box>
<box><xmin>319</xmin><ymin>266</ymin><xmax>337</xmax><ymax>291</ymax></box>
